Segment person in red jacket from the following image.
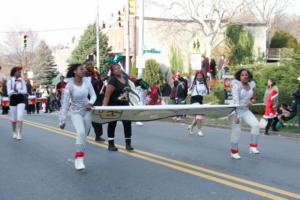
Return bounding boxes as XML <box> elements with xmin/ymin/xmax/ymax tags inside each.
<box><xmin>263</xmin><ymin>79</ymin><xmax>279</xmax><ymax>135</ymax></box>
<box><xmin>148</xmin><ymin>82</ymin><xmax>160</xmax><ymax>105</ymax></box>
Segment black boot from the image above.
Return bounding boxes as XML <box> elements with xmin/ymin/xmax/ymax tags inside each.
<box><xmin>264</xmin><ymin>130</ymin><xmax>269</xmax><ymax>135</ymax></box>
<box><xmin>108</xmin><ymin>140</ymin><xmax>118</xmax><ymax>151</ymax></box>
<box><xmin>125</xmin><ymin>139</ymin><xmax>134</xmax><ymax>151</ymax></box>
<box><xmin>95</xmin><ymin>136</ymin><xmax>105</xmax><ymax>142</ymax></box>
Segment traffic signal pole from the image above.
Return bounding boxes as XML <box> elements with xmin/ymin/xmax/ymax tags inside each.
<box><xmin>96</xmin><ymin>6</ymin><xmax>100</xmax><ymax>70</ymax></box>
<box><xmin>137</xmin><ymin>0</ymin><xmax>144</xmax><ymax>79</ymax></box>
<box><xmin>125</xmin><ymin>0</ymin><xmax>130</xmax><ymax>74</ymax></box>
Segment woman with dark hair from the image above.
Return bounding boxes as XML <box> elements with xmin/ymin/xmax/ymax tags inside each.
<box><xmin>59</xmin><ymin>64</ymin><xmax>96</xmax><ymax>170</ymax></box>
<box><xmin>263</xmin><ymin>79</ymin><xmax>279</xmax><ymax>135</ymax></box>
<box><xmin>230</xmin><ymin>68</ymin><xmax>260</xmax><ymax>159</ymax></box>
<box><xmin>103</xmin><ymin>64</ymin><xmax>134</xmax><ymax>151</ymax></box>
<box><xmin>187</xmin><ymin>70</ymin><xmax>209</xmax><ymax>136</ymax></box>
<box><xmin>7</xmin><ymin>66</ymin><xmax>27</xmax><ymax>140</ymax></box>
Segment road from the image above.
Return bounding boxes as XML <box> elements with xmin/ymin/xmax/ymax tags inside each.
<box><xmin>0</xmin><ymin>113</ymin><xmax>300</xmax><ymax>200</ymax></box>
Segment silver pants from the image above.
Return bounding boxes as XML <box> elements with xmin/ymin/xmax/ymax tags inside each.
<box><xmin>71</xmin><ymin>111</ymin><xmax>92</xmax><ymax>152</ymax></box>
<box><xmin>231</xmin><ymin>109</ymin><xmax>260</xmax><ymax>149</ymax></box>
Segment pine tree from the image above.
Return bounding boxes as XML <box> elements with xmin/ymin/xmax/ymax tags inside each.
<box><xmin>144</xmin><ymin>59</ymin><xmax>163</xmax><ymax>85</ymax></box>
<box><xmin>70</xmin><ymin>23</ymin><xmax>111</xmax><ymax>76</ymax></box>
<box><xmin>32</xmin><ymin>41</ymin><xmax>58</xmax><ymax>85</ymax></box>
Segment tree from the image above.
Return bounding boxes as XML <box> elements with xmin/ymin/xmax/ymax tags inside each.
<box><xmin>226</xmin><ymin>23</ymin><xmax>254</xmax><ymax>64</ymax></box>
<box><xmin>169</xmin><ymin>45</ymin><xmax>184</xmax><ymax>74</ymax></box>
<box><xmin>144</xmin><ymin>59</ymin><xmax>163</xmax><ymax>85</ymax></box>
<box><xmin>70</xmin><ymin>23</ymin><xmax>111</xmax><ymax>76</ymax></box>
<box><xmin>166</xmin><ymin>0</ymin><xmax>244</xmax><ymax>57</ymax></box>
<box><xmin>32</xmin><ymin>41</ymin><xmax>58</xmax><ymax>85</ymax></box>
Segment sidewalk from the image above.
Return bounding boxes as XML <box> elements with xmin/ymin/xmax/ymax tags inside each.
<box><xmin>166</xmin><ymin>116</ymin><xmax>300</xmax><ymax>139</ymax></box>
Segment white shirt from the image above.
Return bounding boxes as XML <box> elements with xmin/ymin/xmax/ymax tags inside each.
<box><xmin>7</xmin><ymin>77</ymin><xmax>27</xmax><ymax>96</ymax></box>
<box><xmin>231</xmin><ymin>80</ymin><xmax>255</xmax><ymax>115</ymax></box>
<box><xmin>189</xmin><ymin>81</ymin><xmax>208</xmax><ymax>97</ymax></box>
<box><xmin>59</xmin><ymin>77</ymin><xmax>96</xmax><ymax>124</ymax></box>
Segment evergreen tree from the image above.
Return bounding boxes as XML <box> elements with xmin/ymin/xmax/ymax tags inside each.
<box><xmin>32</xmin><ymin>41</ymin><xmax>58</xmax><ymax>85</ymax></box>
<box><xmin>144</xmin><ymin>59</ymin><xmax>163</xmax><ymax>85</ymax></box>
<box><xmin>70</xmin><ymin>23</ymin><xmax>111</xmax><ymax>76</ymax></box>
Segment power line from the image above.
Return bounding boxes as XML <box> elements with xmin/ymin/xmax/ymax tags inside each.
<box><xmin>0</xmin><ymin>27</ymin><xmax>86</xmax><ymax>34</ymax></box>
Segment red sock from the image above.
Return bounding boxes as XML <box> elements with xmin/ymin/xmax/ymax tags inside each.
<box><xmin>74</xmin><ymin>151</ymin><xmax>85</xmax><ymax>158</ymax></box>
<box><xmin>231</xmin><ymin>149</ymin><xmax>239</xmax><ymax>154</ymax></box>
<box><xmin>250</xmin><ymin>144</ymin><xmax>257</xmax><ymax>148</ymax></box>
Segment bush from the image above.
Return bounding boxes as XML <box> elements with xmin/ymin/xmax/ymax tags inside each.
<box><xmin>270</xmin><ymin>31</ymin><xmax>298</xmax><ymax>49</ymax></box>
<box><xmin>144</xmin><ymin>59</ymin><xmax>163</xmax><ymax>85</ymax></box>
<box><xmin>204</xmin><ymin>80</ymin><xmax>225</xmax><ymax>104</ymax></box>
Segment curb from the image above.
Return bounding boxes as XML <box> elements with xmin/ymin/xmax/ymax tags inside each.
<box><xmin>164</xmin><ymin>118</ymin><xmax>300</xmax><ymax>139</ymax></box>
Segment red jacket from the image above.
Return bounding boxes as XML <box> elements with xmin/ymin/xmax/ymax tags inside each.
<box><xmin>264</xmin><ymin>88</ymin><xmax>279</xmax><ymax>118</ymax></box>
<box><xmin>148</xmin><ymin>84</ymin><xmax>159</xmax><ymax>105</ymax></box>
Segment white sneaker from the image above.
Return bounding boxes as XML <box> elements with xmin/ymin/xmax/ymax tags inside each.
<box><xmin>12</xmin><ymin>132</ymin><xmax>17</xmax><ymax>139</ymax></box>
<box><xmin>249</xmin><ymin>147</ymin><xmax>260</xmax><ymax>154</ymax></box>
<box><xmin>187</xmin><ymin>125</ymin><xmax>194</xmax><ymax>135</ymax></box>
<box><xmin>16</xmin><ymin>133</ymin><xmax>22</xmax><ymax>140</ymax></box>
<box><xmin>231</xmin><ymin>153</ymin><xmax>241</xmax><ymax>160</ymax></box>
<box><xmin>74</xmin><ymin>157</ymin><xmax>85</xmax><ymax>170</ymax></box>
<box><xmin>136</xmin><ymin>122</ymin><xmax>144</xmax><ymax>126</ymax></box>
<box><xmin>197</xmin><ymin>130</ymin><xmax>204</xmax><ymax>137</ymax></box>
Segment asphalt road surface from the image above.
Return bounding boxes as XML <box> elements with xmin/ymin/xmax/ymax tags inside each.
<box><xmin>0</xmin><ymin>113</ymin><xmax>300</xmax><ymax>200</ymax></box>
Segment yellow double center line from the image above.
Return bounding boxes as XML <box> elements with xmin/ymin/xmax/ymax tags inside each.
<box><xmin>1</xmin><ymin>116</ymin><xmax>300</xmax><ymax>200</ymax></box>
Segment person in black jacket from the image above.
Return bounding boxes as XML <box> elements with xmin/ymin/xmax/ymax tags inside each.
<box><xmin>85</xmin><ymin>61</ymin><xmax>105</xmax><ymax>142</ymax></box>
<box><xmin>292</xmin><ymin>76</ymin><xmax>300</xmax><ymax>131</ymax></box>
<box><xmin>160</xmin><ymin>79</ymin><xmax>171</xmax><ymax>104</ymax></box>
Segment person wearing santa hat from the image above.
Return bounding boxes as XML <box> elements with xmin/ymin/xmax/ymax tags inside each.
<box><xmin>263</xmin><ymin>79</ymin><xmax>279</xmax><ymax>135</ymax></box>
<box><xmin>7</xmin><ymin>66</ymin><xmax>27</xmax><ymax>140</ymax></box>
<box><xmin>187</xmin><ymin>70</ymin><xmax>209</xmax><ymax>136</ymax></box>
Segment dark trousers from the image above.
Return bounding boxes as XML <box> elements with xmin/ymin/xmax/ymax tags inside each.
<box><xmin>35</xmin><ymin>102</ymin><xmax>41</xmax><ymax>114</ymax></box>
<box><xmin>92</xmin><ymin>122</ymin><xmax>103</xmax><ymax>138</ymax></box>
<box><xmin>45</xmin><ymin>97</ymin><xmax>51</xmax><ymax>113</ymax></box>
<box><xmin>107</xmin><ymin>121</ymin><xmax>132</xmax><ymax>139</ymax></box>
<box><xmin>265</xmin><ymin>118</ymin><xmax>276</xmax><ymax>134</ymax></box>
<box><xmin>27</xmin><ymin>104</ymin><xmax>35</xmax><ymax>114</ymax></box>
<box><xmin>297</xmin><ymin>104</ymin><xmax>300</xmax><ymax>132</ymax></box>
<box><xmin>2</xmin><ymin>106</ymin><xmax>9</xmax><ymax>114</ymax></box>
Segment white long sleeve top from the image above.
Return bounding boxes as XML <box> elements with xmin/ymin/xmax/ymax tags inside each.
<box><xmin>189</xmin><ymin>81</ymin><xmax>208</xmax><ymax>97</ymax></box>
<box><xmin>231</xmin><ymin>79</ymin><xmax>255</xmax><ymax>116</ymax></box>
<box><xmin>59</xmin><ymin>77</ymin><xmax>96</xmax><ymax>124</ymax></box>
<box><xmin>7</xmin><ymin>77</ymin><xmax>27</xmax><ymax>96</ymax></box>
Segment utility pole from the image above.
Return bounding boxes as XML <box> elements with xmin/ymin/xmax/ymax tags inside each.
<box><xmin>137</xmin><ymin>0</ymin><xmax>144</xmax><ymax>79</ymax></box>
<box><xmin>125</xmin><ymin>0</ymin><xmax>130</xmax><ymax>74</ymax></box>
<box><xmin>96</xmin><ymin>6</ymin><xmax>100</xmax><ymax>70</ymax></box>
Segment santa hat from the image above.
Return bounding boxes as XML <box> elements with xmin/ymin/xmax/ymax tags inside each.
<box><xmin>196</xmin><ymin>70</ymin><xmax>203</xmax><ymax>75</ymax></box>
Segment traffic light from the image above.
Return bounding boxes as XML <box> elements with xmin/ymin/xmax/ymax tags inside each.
<box><xmin>22</xmin><ymin>34</ymin><xmax>28</xmax><ymax>48</ymax></box>
<box><xmin>129</xmin><ymin>0</ymin><xmax>135</xmax><ymax>15</ymax></box>
<box><xmin>117</xmin><ymin>9</ymin><xmax>125</xmax><ymax>27</ymax></box>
